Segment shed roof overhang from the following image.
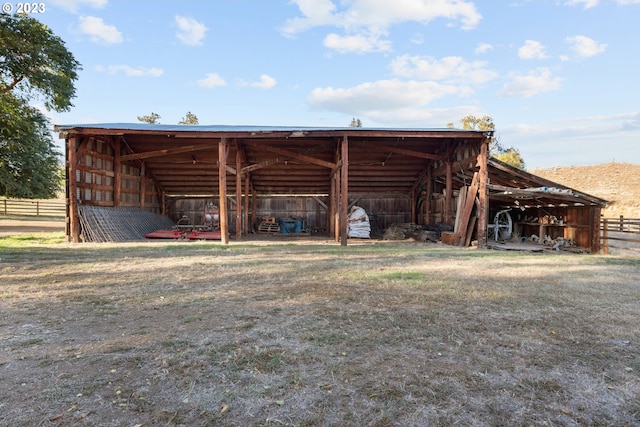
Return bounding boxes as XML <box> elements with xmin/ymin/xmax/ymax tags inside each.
<box><xmin>56</xmin><ymin>124</ymin><xmax>491</xmax><ymax>197</ymax></box>
<box><xmin>485</xmin><ymin>158</ymin><xmax>608</xmax><ymax>209</ymax></box>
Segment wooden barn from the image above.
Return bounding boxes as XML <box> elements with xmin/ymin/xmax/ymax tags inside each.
<box><xmin>56</xmin><ymin>124</ymin><xmax>606</xmax><ymax>252</ymax></box>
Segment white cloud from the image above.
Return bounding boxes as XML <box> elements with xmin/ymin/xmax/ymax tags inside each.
<box><xmin>475</xmin><ymin>43</ymin><xmax>493</xmax><ymax>54</ymax></box>
<box><xmin>282</xmin><ymin>0</ymin><xmax>481</xmax><ymax>53</ymax></box>
<box><xmin>498</xmin><ymin>68</ymin><xmax>563</xmax><ymax>98</ymax></box>
<box><xmin>49</xmin><ymin>0</ymin><xmax>107</xmax><ymax>13</ymax></box>
<box><xmin>197</xmin><ymin>73</ymin><xmax>226</xmax><ymax>88</ymax></box>
<box><xmin>566</xmin><ymin>35</ymin><xmax>607</xmax><ymax>58</ymax></box>
<box><xmin>175</xmin><ymin>16</ymin><xmax>208</xmax><ymax>46</ymax></box>
<box><xmin>308</xmin><ymin>79</ymin><xmax>471</xmax><ymax>114</ymax></box>
<box><xmin>563</xmin><ymin>0</ymin><xmax>640</xmax><ymax>8</ymax></box>
<box><xmin>95</xmin><ymin>65</ymin><xmax>164</xmax><ymax>77</ymax></box>
<box><xmin>323</xmin><ymin>31</ymin><xmax>391</xmax><ymax>53</ymax></box>
<box><xmin>518</xmin><ymin>40</ymin><xmax>548</xmax><ymax>60</ymax></box>
<box><xmin>564</xmin><ymin>0</ymin><xmax>599</xmax><ymax>8</ymax></box>
<box><xmin>390</xmin><ymin>55</ymin><xmax>497</xmax><ymax>85</ymax></box>
<box><xmin>77</xmin><ymin>16</ymin><xmax>122</xmax><ymax>44</ymax></box>
<box><xmin>251</xmin><ymin>74</ymin><xmax>277</xmax><ymax>89</ymax></box>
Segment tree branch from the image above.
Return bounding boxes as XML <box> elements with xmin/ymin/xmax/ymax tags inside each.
<box><xmin>1</xmin><ymin>76</ymin><xmax>25</xmax><ymax>93</ymax></box>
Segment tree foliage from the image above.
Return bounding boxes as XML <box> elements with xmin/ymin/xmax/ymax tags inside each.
<box><xmin>0</xmin><ymin>13</ymin><xmax>80</xmax><ymax>111</ymax></box>
<box><xmin>493</xmin><ymin>148</ymin><xmax>525</xmax><ymax>170</ymax></box>
<box><xmin>349</xmin><ymin>117</ymin><xmax>362</xmax><ymax>128</ymax></box>
<box><xmin>178</xmin><ymin>111</ymin><xmax>199</xmax><ymax>125</ymax></box>
<box><xmin>0</xmin><ymin>13</ymin><xmax>81</xmax><ymax>198</ymax></box>
<box><xmin>448</xmin><ymin>115</ymin><xmax>525</xmax><ymax>169</ymax></box>
<box><xmin>0</xmin><ymin>92</ymin><xmax>62</xmax><ymax>198</ymax></box>
<box><xmin>137</xmin><ymin>112</ymin><xmax>161</xmax><ymax>124</ymax></box>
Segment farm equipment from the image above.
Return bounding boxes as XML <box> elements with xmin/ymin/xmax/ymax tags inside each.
<box><xmin>145</xmin><ymin>202</ymin><xmax>222</xmax><ymax>240</ymax></box>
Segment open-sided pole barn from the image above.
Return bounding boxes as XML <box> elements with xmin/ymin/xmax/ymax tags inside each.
<box><xmin>57</xmin><ymin>124</ymin><xmax>492</xmax><ymax>246</ymax></box>
<box><xmin>56</xmin><ymin>124</ymin><xmax>606</xmax><ymax>252</ymax></box>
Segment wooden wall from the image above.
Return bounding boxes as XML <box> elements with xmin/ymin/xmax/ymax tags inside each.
<box><xmin>168</xmin><ymin>195</ymin><xmax>412</xmax><ymax>235</ymax></box>
<box><xmin>72</xmin><ymin>137</ymin><xmax>162</xmax><ymax>213</ymax></box>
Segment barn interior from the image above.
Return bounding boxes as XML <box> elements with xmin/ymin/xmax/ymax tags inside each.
<box><xmin>56</xmin><ymin>124</ymin><xmax>606</xmax><ymax>252</ymax></box>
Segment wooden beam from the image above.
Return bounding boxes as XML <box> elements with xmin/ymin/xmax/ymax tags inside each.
<box><xmin>453</xmin><ymin>172</ymin><xmax>479</xmax><ymax>246</ymax></box>
<box><xmin>340</xmin><ymin>136</ymin><xmax>349</xmax><ymax>246</ymax></box>
<box><xmin>351</xmin><ymin>141</ymin><xmax>447</xmax><ymax>161</ymax></box>
<box><xmin>242</xmin><ymin>158</ymin><xmax>282</xmax><ymax>174</ymax></box>
<box><xmin>246</xmin><ymin>142</ymin><xmax>337</xmax><ymax>169</ymax></box>
<box><xmin>477</xmin><ymin>138</ymin><xmax>489</xmax><ymax>249</ymax></box>
<box><xmin>218</xmin><ymin>139</ymin><xmax>229</xmax><ymax>244</ymax></box>
<box><xmin>120</xmin><ymin>144</ymin><xmax>216</xmax><ymax>161</ymax></box>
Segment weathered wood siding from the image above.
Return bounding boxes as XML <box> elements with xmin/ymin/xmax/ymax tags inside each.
<box><xmin>169</xmin><ymin>195</ymin><xmax>412</xmax><ymax>234</ymax></box>
<box><xmin>72</xmin><ymin>137</ymin><xmax>161</xmax><ymax>213</ymax></box>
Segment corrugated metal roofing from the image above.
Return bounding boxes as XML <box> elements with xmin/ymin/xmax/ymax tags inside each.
<box><xmin>55</xmin><ymin>123</ymin><xmax>475</xmax><ymax>134</ymax></box>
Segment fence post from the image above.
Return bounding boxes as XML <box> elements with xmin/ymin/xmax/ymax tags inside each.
<box><xmin>36</xmin><ymin>201</ymin><xmax>40</xmax><ymax>216</ymax></box>
<box><xmin>2</xmin><ymin>199</ymin><xmax>6</xmax><ymax>216</ymax></box>
<box><xmin>602</xmin><ymin>218</ymin><xmax>608</xmax><ymax>255</ymax></box>
<box><xmin>619</xmin><ymin>215</ymin><xmax>624</xmax><ymax>231</ymax></box>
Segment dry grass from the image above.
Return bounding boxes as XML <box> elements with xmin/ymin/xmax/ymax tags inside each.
<box><xmin>1</xmin><ymin>237</ymin><xmax>639</xmax><ymax>426</ymax></box>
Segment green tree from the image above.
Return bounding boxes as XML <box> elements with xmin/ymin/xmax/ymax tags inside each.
<box><xmin>493</xmin><ymin>147</ymin><xmax>525</xmax><ymax>169</ymax></box>
<box><xmin>137</xmin><ymin>112</ymin><xmax>161</xmax><ymax>124</ymax></box>
<box><xmin>448</xmin><ymin>115</ymin><xmax>525</xmax><ymax>169</ymax></box>
<box><xmin>0</xmin><ymin>93</ymin><xmax>62</xmax><ymax>197</ymax></box>
<box><xmin>349</xmin><ymin>117</ymin><xmax>362</xmax><ymax>128</ymax></box>
<box><xmin>178</xmin><ymin>111</ymin><xmax>199</xmax><ymax>125</ymax></box>
<box><xmin>0</xmin><ymin>13</ymin><xmax>80</xmax><ymax>198</ymax></box>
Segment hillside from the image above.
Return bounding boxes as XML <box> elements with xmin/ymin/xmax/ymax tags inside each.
<box><xmin>531</xmin><ymin>162</ymin><xmax>640</xmax><ymax>218</ymax></box>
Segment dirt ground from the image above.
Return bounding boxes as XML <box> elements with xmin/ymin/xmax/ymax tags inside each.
<box><xmin>1</xmin><ymin>238</ymin><xmax>639</xmax><ymax>426</ymax></box>
<box><xmin>0</xmin><ymin>218</ymin><xmax>65</xmax><ymax>237</ymax></box>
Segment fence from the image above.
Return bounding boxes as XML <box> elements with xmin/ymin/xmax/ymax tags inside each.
<box><xmin>601</xmin><ymin>216</ymin><xmax>640</xmax><ymax>255</ymax></box>
<box><xmin>1</xmin><ymin>198</ymin><xmax>66</xmax><ymax>218</ymax></box>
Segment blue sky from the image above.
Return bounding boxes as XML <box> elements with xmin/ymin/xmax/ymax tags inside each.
<box><xmin>27</xmin><ymin>0</ymin><xmax>640</xmax><ymax>169</ymax></box>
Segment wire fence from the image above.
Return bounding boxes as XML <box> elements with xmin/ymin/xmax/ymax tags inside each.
<box><xmin>601</xmin><ymin>216</ymin><xmax>640</xmax><ymax>255</ymax></box>
<box><xmin>0</xmin><ymin>198</ymin><xmax>66</xmax><ymax>218</ymax></box>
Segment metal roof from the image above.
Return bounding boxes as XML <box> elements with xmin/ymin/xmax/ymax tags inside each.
<box><xmin>55</xmin><ymin>123</ymin><xmax>472</xmax><ymax>134</ymax></box>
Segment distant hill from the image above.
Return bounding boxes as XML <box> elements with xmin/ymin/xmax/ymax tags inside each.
<box><xmin>530</xmin><ymin>162</ymin><xmax>640</xmax><ymax>218</ymax></box>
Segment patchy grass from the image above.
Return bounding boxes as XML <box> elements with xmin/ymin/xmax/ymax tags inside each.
<box><xmin>0</xmin><ymin>238</ymin><xmax>639</xmax><ymax>426</ymax></box>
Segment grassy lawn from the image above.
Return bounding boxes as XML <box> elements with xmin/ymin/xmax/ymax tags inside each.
<box><xmin>1</xmin><ymin>235</ymin><xmax>639</xmax><ymax>426</ymax></box>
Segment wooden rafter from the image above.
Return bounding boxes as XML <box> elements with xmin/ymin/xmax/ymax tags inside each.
<box><xmin>245</xmin><ymin>142</ymin><xmax>337</xmax><ymax>169</ymax></box>
<box><xmin>121</xmin><ymin>144</ymin><xmax>216</xmax><ymax>161</ymax></box>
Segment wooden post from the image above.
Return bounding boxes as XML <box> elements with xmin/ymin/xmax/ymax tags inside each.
<box><xmin>140</xmin><ymin>162</ymin><xmax>146</xmax><ymax>209</ymax></box>
<box><xmin>425</xmin><ymin>167</ymin><xmax>432</xmax><ymax>224</ymax></box>
<box><xmin>67</xmin><ymin>136</ymin><xmax>80</xmax><ymax>242</ymax></box>
<box><xmin>330</xmin><ymin>169</ymin><xmax>337</xmax><ymax>239</ymax></box>
<box><xmin>251</xmin><ymin>186</ymin><xmax>257</xmax><ymax>233</ymax></box>
<box><xmin>340</xmin><ymin>136</ymin><xmax>349</xmax><ymax>246</ymax></box>
<box><xmin>445</xmin><ymin>160</ymin><xmax>452</xmax><ymax>225</ymax></box>
<box><xmin>235</xmin><ymin>146</ymin><xmax>242</xmax><ymax>240</ymax></box>
<box><xmin>113</xmin><ymin>137</ymin><xmax>121</xmax><ymax>207</ymax></box>
<box><xmin>477</xmin><ymin>137</ymin><xmax>489</xmax><ymax>249</ymax></box>
<box><xmin>591</xmin><ymin>207</ymin><xmax>602</xmax><ymax>253</ymax></box>
<box><xmin>218</xmin><ymin>138</ymin><xmax>229</xmax><ymax>244</ymax></box>
<box><xmin>602</xmin><ymin>218</ymin><xmax>609</xmax><ymax>255</ymax></box>
<box><xmin>244</xmin><ymin>173</ymin><xmax>250</xmax><ymax>236</ymax></box>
